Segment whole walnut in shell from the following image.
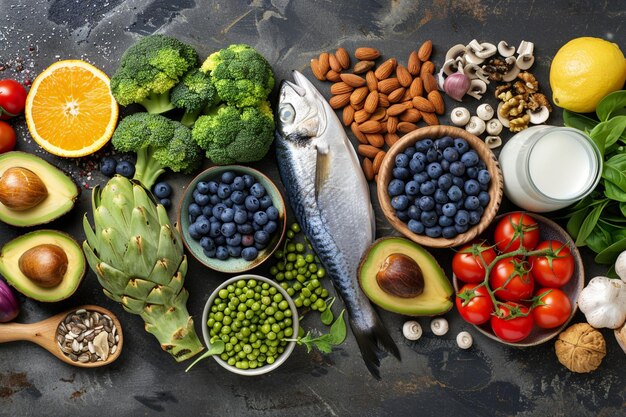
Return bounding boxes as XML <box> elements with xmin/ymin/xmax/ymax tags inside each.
<box><xmin>555</xmin><ymin>323</ymin><xmax>606</xmax><ymax>373</ymax></box>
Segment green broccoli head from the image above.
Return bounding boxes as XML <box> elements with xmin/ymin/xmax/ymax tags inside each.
<box><xmin>170</xmin><ymin>68</ymin><xmax>217</xmax><ymax>113</ymax></box>
<box><xmin>201</xmin><ymin>44</ymin><xmax>274</xmax><ymax>108</ymax></box>
<box><xmin>110</xmin><ymin>35</ymin><xmax>199</xmax><ymax>113</ymax></box>
<box><xmin>192</xmin><ymin>102</ymin><xmax>275</xmax><ymax>165</ymax></box>
<box><xmin>153</xmin><ymin>121</ymin><xmax>203</xmax><ymax>174</ymax></box>
<box><xmin>111</xmin><ymin>112</ymin><xmax>174</xmax><ymax>152</ymax></box>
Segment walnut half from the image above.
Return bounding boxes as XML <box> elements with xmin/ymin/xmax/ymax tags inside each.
<box><xmin>555</xmin><ymin>323</ymin><xmax>606</xmax><ymax>373</ymax></box>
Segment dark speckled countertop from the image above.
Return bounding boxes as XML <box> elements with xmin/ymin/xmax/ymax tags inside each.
<box><xmin>0</xmin><ymin>1</ymin><xmax>624</xmax><ymax>416</ymax></box>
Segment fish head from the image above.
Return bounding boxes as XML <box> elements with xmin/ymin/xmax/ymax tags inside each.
<box><xmin>276</xmin><ymin>71</ymin><xmax>328</xmax><ymax>145</ymax></box>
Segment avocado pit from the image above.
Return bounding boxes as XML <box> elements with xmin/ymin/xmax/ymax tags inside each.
<box><xmin>18</xmin><ymin>244</ymin><xmax>68</xmax><ymax>288</ymax></box>
<box><xmin>376</xmin><ymin>253</ymin><xmax>425</xmax><ymax>298</ymax></box>
<box><xmin>0</xmin><ymin>166</ymin><xmax>48</xmax><ymax>211</ymax></box>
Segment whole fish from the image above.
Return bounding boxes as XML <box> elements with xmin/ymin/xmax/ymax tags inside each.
<box><xmin>275</xmin><ymin>70</ymin><xmax>399</xmax><ymax>379</ymax></box>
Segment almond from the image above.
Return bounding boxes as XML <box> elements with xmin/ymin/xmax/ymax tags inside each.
<box><xmin>385</xmin><ymin>133</ymin><xmax>400</xmax><ymax>147</ymax></box>
<box><xmin>378</xmin><ymin>93</ymin><xmax>390</xmax><ymax>107</ymax></box>
<box><xmin>319</xmin><ymin>52</ymin><xmax>330</xmax><ymax>74</ymax></box>
<box><xmin>342</xmin><ymin>105</ymin><xmax>355</xmax><ymax>126</ymax></box>
<box><xmin>412</xmin><ymin>96</ymin><xmax>436</xmax><ymax>112</ymax></box>
<box><xmin>310</xmin><ymin>58</ymin><xmax>325</xmax><ymax>81</ymax></box>
<box><xmin>330</xmin><ymin>82</ymin><xmax>353</xmax><ymax>95</ymax></box>
<box><xmin>355</xmin><ymin>47</ymin><xmax>380</xmax><ymax>61</ymax></box>
<box><xmin>354</xmin><ymin>109</ymin><xmax>370</xmax><ymax>124</ymax></box>
<box><xmin>366</xmin><ymin>71</ymin><xmax>378</xmax><ymax>91</ymax></box>
<box><xmin>397</xmin><ymin>121</ymin><xmax>418</xmax><ymax>133</ymax></box>
<box><xmin>370</xmin><ymin>107</ymin><xmax>386</xmax><ymax>121</ymax></box>
<box><xmin>421</xmin><ymin>111</ymin><xmax>439</xmax><ymax>126</ymax></box>
<box><xmin>401</xmin><ymin>89</ymin><xmax>413</xmax><ymax>102</ymax></box>
<box><xmin>417</xmin><ymin>40</ymin><xmax>433</xmax><ymax>61</ymax></box>
<box><xmin>375</xmin><ymin>58</ymin><xmax>396</xmax><ymax>80</ymax></box>
<box><xmin>350</xmin><ymin>86</ymin><xmax>369</xmax><ymax>105</ymax></box>
<box><xmin>357</xmin><ymin>144</ymin><xmax>380</xmax><ymax>159</ymax></box>
<box><xmin>422</xmin><ymin>72</ymin><xmax>438</xmax><ymax>93</ymax></box>
<box><xmin>396</xmin><ymin>65</ymin><xmax>412</xmax><ymax>87</ymax></box>
<box><xmin>399</xmin><ymin>108</ymin><xmax>422</xmax><ymax>123</ymax></box>
<box><xmin>329</xmin><ymin>53</ymin><xmax>342</xmax><ymax>72</ymax></box>
<box><xmin>352</xmin><ymin>101</ymin><xmax>365</xmax><ymax>111</ymax></box>
<box><xmin>407</xmin><ymin>51</ymin><xmax>421</xmax><ymax>75</ymax></box>
<box><xmin>387</xmin><ymin>102</ymin><xmax>411</xmax><ymax>116</ymax></box>
<box><xmin>354</xmin><ymin>60</ymin><xmax>375</xmax><ymax>74</ymax></box>
<box><xmin>373</xmin><ymin>151</ymin><xmax>386</xmax><ymax>174</ymax></box>
<box><xmin>378</xmin><ymin>77</ymin><xmax>401</xmax><ymax>94</ymax></box>
<box><xmin>340</xmin><ymin>73</ymin><xmax>366</xmax><ymax>88</ymax></box>
<box><xmin>388</xmin><ymin>87</ymin><xmax>406</xmax><ymax>103</ymax></box>
<box><xmin>359</xmin><ymin>120</ymin><xmax>382</xmax><ymax>134</ymax></box>
<box><xmin>335</xmin><ymin>47</ymin><xmax>350</xmax><ymax>69</ymax></box>
<box><xmin>362</xmin><ymin>157</ymin><xmax>374</xmax><ymax>181</ymax></box>
<box><xmin>379</xmin><ymin>123</ymin><xmax>388</xmax><ymax>135</ymax></box>
<box><xmin>427</xmin><ymin>90</ymin><xmax>445</xmax><ymax>115</ymax></box>
<box><xmin>364</xmin><ymin>91</ymin><xmax>379</xmax><ymax>113</ymax></box>
<box><xmin>351</xmin><ymin>122</ymin><xmax>368</xmax><ymax>144</ymax></box>
<box><xmin>366</xmin><ymin>133</ymin><xmax>384</xmax><ymax>148</ymax></box>
<box><xmin>329</xmin><ymin>93</ymin><xmax>351</xmax><ymax>109</ymax></box>
<box><xmin>387</xmin><ymin>116</ymin><xmax>398</xmax><ymax>134</ymax></box>
<box><xmin>409</xmin><ymin>77</ymin><xmax>423</xmax><ymax>98</ymax></box>
<box><xmin>420</xmin><ymin>60</ymin><xmax>435</xmax><ymax>77</ymax></box>
<box><xmin>326</xmin><ymin>70</ymin><xmax>341</xmax><ymax>82</ymax></box>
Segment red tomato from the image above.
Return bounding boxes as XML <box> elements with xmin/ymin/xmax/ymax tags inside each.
<box><xmin>490</xmin><ymin>302</ymin><xmax>534</xmax><ymax>342</ymax></box>
<box><xmin>532</xmin><ymin>288</ymin><xmax>571</xmax><ymax>329</ymax></box>
<box><xmin>489</xmin><ymin>257</ymin><xmax>534</xmax><ymax>302</ymax></box>
<box><xmin>529</xmin><ymin>240</ymin><xmax>575</xmax><ymax>288</ymax></box>
<box><xmin>452</xmin><ymin>241</ymin><xmax>497</xmax><ymax>284</ymax></box>
<box><xmin>0</xmin><ymin>79</ymin><xmax>28</xmax><ymax>120</ymax></box>
<box><xmin>456</xmin><ymin>283</ymin><xmax>494</xmax><ymax>325</ymax></box>
<box><xmin>494</xmin><ymin>212</ymin><xmax>540</xmax><ymax>253</ymax></box>
<box><xmin>0</xmin><ymin>121</ymin><xmax>16</xmax><ymax>153</ymax></box>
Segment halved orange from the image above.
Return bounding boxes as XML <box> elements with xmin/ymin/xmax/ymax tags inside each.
<box><xmin>25</xmin><ymin>60</ymin><xmax>118</xmax><ymax>158</ymax></box>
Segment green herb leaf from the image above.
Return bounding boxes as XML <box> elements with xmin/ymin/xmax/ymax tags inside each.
<box><xmin>310</xmin><ymin>335</ymin><xmax>334</xmax><ymax>354</ymax></box>
<box><xmin>563</xmin><ymin>109</ymin><xmax>599</xmax><ymax>132</ymax></box>
<box><xmin>328</xmin><ymin>309</ymin><xmax>347</xmax><ymax>345</ymax></box>
<box><xmin>184</xmin><ymin>340</ymin><xmax>225</xmax><ymax>372</ymax></box>
<box><xmin>320</xmin><ymin>297</ymin><xmax>336</xmax><ymax>326</ymax></box>
<box><xmin>604</xmin><ymin>181</ymin><xmax>626</xmax><ymax>202</ymax></box>
<box><xmin>567</xmin><ymin>206</ymin><xmax>590</xmax><ymax>239</ymax></box>
<box><xmin>591</xmin><ymin>116</ymin><xmax>626</xmax><ymax>154</ymax></box>
<box><xmin>595</xmin><ymin>235</ymin><xmax>626</xmax><ymax>264</ymax></box>
<box><xmin>585</xmin><ymin>224</ymin><xmax>613</xmax><ymax>253</ymax></box>
<box><xmin>575</xmin><ymin>200</ymin><xmax>608</xmax><ymax>246</ymax></box>
<box><xmin>620</xmin><ymin>202</ymin><xmax>626</xmax><ymax>218</ymax></box>
<box><xmin>596</xmin><ymin>90</ymin><xmax>626</xmax><ymax>122</ymax></box>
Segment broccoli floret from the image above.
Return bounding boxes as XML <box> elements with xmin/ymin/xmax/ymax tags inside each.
<box><xmin>192</xmin><ymin>102</ymin><xmax>274</xmax><ymax>165</ymax></box>
<box><xmin>201</xmin><ymin>44</ymin><xmax>274</xmax><ymax>108</ymax></box>
<box><xmin>170</xmin><ymin>68</ymin><xmax>218</xmax><ymax>127</ymax></box>
<box><xmin>110</xmin><ymin>35</ymin><xmax>199</xmax><ymax>114</ymax></box>
<box><xmin>112</xmin><ymin>113</ymin><xmax>202</xmax><ymax>188</ymax></box>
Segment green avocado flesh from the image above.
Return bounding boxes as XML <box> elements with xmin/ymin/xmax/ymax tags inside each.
<box><xmin>0</xmin><ymin>230</ymin><xmax>85</xmax><ymax>302</ymax></box>
<box><xmin>0</xmin><ymin>152</ymin><xmax>79</xmax><ymax>227</ymax></box>
<box><xmin>358</xmin><ymin>237</ymin><xmax>453</xmax><ymax>316</ymax></box>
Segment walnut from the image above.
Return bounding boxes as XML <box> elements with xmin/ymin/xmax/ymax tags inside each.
<box><xmin>494</xmin><ymin>83</ymin><xmax>512</xmax><ymax>99</ymax></box>
<box><xmin>529</xmin><ymin>93</ymin><xmax>553</xmax><ymax>112</ymax></box>
<box><xmin>518</xmin><ymin>71</ymin><xmax>539</xmax><ymax>92</ymax></box>
<box><xmin>513</xmin><ymin>81</ymin><xmax>529</xmax><ymax>96</ymax></box>
<box><xmin>556</xmin><ymin>323</ymin><xmax>606</xmax><ymax>373</ymax></box>
<box><xmin>500</xmin><ymin>95</ymin><xmax>526</xmax><ymax>117</ymax></box>
<box><xmin>509</xmin><ymin>114</ymin><xmax>530</xmax><ymax>132</ymax></box>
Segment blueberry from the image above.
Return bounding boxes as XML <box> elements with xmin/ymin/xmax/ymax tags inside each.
<box><xmin>228</xmin><ymin>245</ymin><xmax>242</xmax><ymax>257</ymax></box>
<box><xmin>232</xmin><ymin>209</ymin><xmax>246</xmax><ymax>225</ymax></box>
<box><xmin>442</xmin><ymin>202</ymin><xmax>457</xmax><ymax>217</ymax></box>
<box><xmin>442</xmin><ymin>147</ymin><xmax>459</xmax><ymax>162</ymax></box>
<box><xmin>403</xmin><ymin>147</ymin><xmax>416</xmax><ymax>158</ymax></box>
<box><xmin>455</xmin><ymin>210</ymin><xmax>470</xmax><ymax>226</ymax></box>
<box><xmin>435</xmin><ymin>136</ymin><xmax>454</xmax><ymax>149</ymax></box>
<box><xmin>408</xmin><ymin>205</ymin><xmax>421</xmax><ymax>220</ymax></box>
<box><xmin>426</xmin><ymin>147</ymin><xmax>439</xmax><ymax>162</ymax></box>
<box><xmin>242</xmin><ymin>175</ymin><xmax>255</xmax><ymax>188</ymax></box>
<box><xmin>452</xmin><ymin>176</ymin><xmax>465</xmax><ymax>188</ymax></box>
<box><xmin>200</xmin><ymin>236</ymin><xmax>215</xmax><ymax>251</ymax></box>
<box><xmin>241</xmin><ymin>247</ymin><xmax>258</xmax><ymax>261</ymax></box>
<box><xmin>455</xmin><ymin>223</ymin><xmax>469</xmax><ymax>234</ymax></box>
<box><xmin>233</xmin><ymin>203</ymin><xmax>246</xmax><ymax>212</ymax></box>
<box><xmin>461</xmin><ymin>150</ymin><xmax>480</xmax><ymax>167</ymax></box>
<box><xmin>255</xmin><ymin>242</ymin><xmax>268</xmax><ymax>250</ymax></box>
<box><xmin>396</xmin><ymin>210</ymin><xmax>409</xmax><ymax>222</ymax></box>
<box><xmin>427</xmin><ymin>162</ymin><xmax>443</xmax><ymax>179</ymax></box>
<box><xmin>188</xmin><ymin>202</ymin><xmax>202</xmax><ymax>218</ymax></box>
<box><xmin>408</xmin><ymin>219</ymin><xmax>425</xmax><ymax>234</ymax></box>
<box><xmin>196</xmin><ymin>216</ymin><xmax>210</xmax><ymax>236</ymax></box>
<box><xmin>264</xmin><ymin>220</ymin><xmax>278</xmax><ymax>234</ymax></box>
<box><xmin>220</xmin><ymin>208</ymin><xmax>235</xmax><ymax>222</ymax></box>
<box><xmin>208</xmin><ymin>215</ymin><xmax>218</xmax><ymax>224</ymax></box>
<box><xmin>413</xmin><ymin>151</ymin><xmax>427</xmax><ymax>164</ymax></box>
<box><xmin>214</xmin><ymin>235</ymin><xmax>226</xmax><ymax>246</ymax></box>
<box><xmin>415</xmin><ymin>139</ymin><xmax>433</xmax><ymax>152</ymax></box>
<box><xmin>100</xmin><ymin>157</ymin><xmax>117</xmax><ymax>177</ymax></box>
<box><xmin>216</xmin><ymin>246</ymin><xmax>229</xmax><ymax>260</ymax></box>
<box><xmin>231</xmin><ymin>190</ymin><xmax>246</xmax><ymax>204</ymax></box>
<box><xmin>395</xmin><ymin>153</ymin><xmax>410</xmax><ymax>168</ymax></box>
<box><xmin>196</xmin><ymin>181</ymin><xmax>210</xmax><ymax>194</ymax></box>
<box><xmin>202</xmin><ymin>205</ymin><xmax>213</xmax><ymax>217</ymax></box>
<box><xmin>439</xmin><ymin>215</ymin><xmax>454</xmax><ymax>227</ymax></box>
<box><xmin>442</xmin><ymin>226</ymin><xmax>457</xmax><ymax>239</ymax></box>
<box><xmin>159</xmin><ymin>198</ymin><xmax>171</xmax><ymax>209</ymax></box>
<box><xmin>477</xmin><ymin>169</ymin><xmax>491</xmax><ymax>185</ymax></box>
<box><xmin>421</xmin><ymin>210</ymin><xmax>438</xmax><ymax>227</ymax></box>
<box><xmin>226</xmin><ymin>233</ymin><xmax>242</xmax><ymax>247</ymax></box>
<box><xmin>440</xmin><ymin>159</ymin><xmax>450</xmax><ymax>173</ymax></box>
<box><xmin>253</xmin><ymin>211</ymin><xmax>269</xmax><ymax>226</ymax></box>
<box><xmin>469</xmin><ymin>210</ymin><xmax>482</xmax><ymax>225</ymax></box>
<box><xmin>259</xmin><ymin>195</ymin><xmax>273</xmax><ymax>209</ymax></box>
<box><xmin>388</xmin><ymin>179</ymin><xmax>405</xmax><ymax>197</ymax></box>
<box><xmin>479</xmin><ymin>182</ymin><xmax>489</xmax><ymax>191</ymax></box>
<box><xmin>413</xmin><ymin>172</ymin><xmax>429</xmax><ymax>184</ymax></box>
<box><xmin>188</xmin><ymin>223</ymin><xmax>202</xmax><ymax>240</ymax></box>
<box><xmin>478</xmin><ymin>191</ymin><xmax>490</xmax><ymax>207</ymax></box>
<box><xmin>254</xmin><ymin>230</ymin><xmax>270</xmax><ymax>245</ymax></box>
<box><xmin>466</xmin><ymin>167</ymin><xmax>479</xmax><ymax>179</ymax></box>
<box><xmin>225</xmin><ymin>199</ymin><xmax>235</xmax><ymax>208</ymax></box>
<box><xmin>245</xmin><ymin>195</ymin><xmax>260</xmax><ymax>211</ymax></box>
<box><xmin>232</xmin><ymin>176</ymin><xmax>246</xmax><ymax>191</ymax></box>
<box><xmin>266</xmin><ymin>206</ymin><xmax>279</xmax><ymax>221</ymax></box>
<box><xmin>447</xmin><ymin>185</ymin><xmax>463</xmax><ymax>202</ymax></box>
<box><xmin>449</xmin><ymin>161</ymin><xmax>466</xmax><ymax>176</ymax></box>
<box><xmin>418</xmin><ymin>195</ymin><xmax>435</xmax><ymax>211</ymax></box>
<box><xmin>238</xmin><ymin>224</ymin><xmax>254</xmax><ymax>234</ymax></box>
<box><xmin>401</xmin><ymin>180</ymin><xmax>417</xmax><ymax>196</ymax></box>
<box><xmin>464</xmin><ymin>179</ymin><xmax>480</xmax><ymax>196</ymax></box>
<box><xmin>209</xmin><ymin>221</ymin><xmax>221</xmax><ymax>238</ymax></box>
<box><xmin>393</xmin><ymin>167</ymin><xmax>411</xmax><ymax>180</ymax></box>
<box><xmin>464</xmin><ymin>195</ymin><xmax>480</xmax><ymax>210</ymax></box>
<box><xmin>250</xmin><ymin>183</ymin><xmax>266</xmax><ymax>198</ymax></box>
<box><xmin>221</xmin><ymin>222</ymin><xmax>237</xmax><ymax>237</ymax></box>
<box><xmin>425</xmin><ymin>226</ymin><xmax>442</xmax><ymax>238</ymax></box>
<box><xmin>434</xmin><ymin>189</ymin><xmax>448</xmax><ymax>204</ymax></box>
<box><xmin>209</xmin><ymin>194</ymin><xmax>221</xmax><ymax>205</ymax></box>
<box><xmin>454</xmin><ymin>138</ymin><xmax>470</xmax><ymax>154</ymax></box>
<box><xmin>217</xmin><ymin>183</ymin><xmax>232</xmax><ymax>199</ymax></box>
<box><xmin>212</xmin><ymin>204</ymin><xmax>226</xmax><ymax>219</ymax></box>
<box><xmin>391</xmin><ymin>195</ymin><xmax>410</xmax><ymax>210</ymax></box>
<box><xmin>203</xmin><ymin>248</ymin><xmax>217</xmax><ymax>258</ymax></box>
<box><xmin>419</xmin><ymin>181</ymin><xmax>436</xmax><ymax>196</ymax></box>
<box><xmin>435</xmin><ymin>203</ymin><xmax>443</xmax><ymax>216</ymax></box>
<box><xmin>409</xmin><ymin>157</ymin><xmax>425</xmax><ymax>173</ymax></box>
<box><xmin>438</xmin><ymin>174</ymin><xmax>453</xmax><ymax>191</ymax></box>
<box><xmin>116</xmin><ymin>161</ymin><xmax>135</xmax><ymax>178</ymax></box>
<box><xmin>208</xmin><ymin>181</ymin><xmax>219</xmax><ymax>194</ymax></box>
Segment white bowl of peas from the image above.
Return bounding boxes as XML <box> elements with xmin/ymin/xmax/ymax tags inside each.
<box><xmin>202</xmin><ymin>274</ymin><xmax>299</xmax><ymax>375</ymax></box>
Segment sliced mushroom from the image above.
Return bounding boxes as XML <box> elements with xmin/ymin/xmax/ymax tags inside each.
<box><xmin>436</xmin><ymin>69</ymin><xmax>446</xmax><ymax>91</ymax></box>
<box><xmin>497</xmin><ymin>102</ymin><xmax>510</xmax><ymax>127</ymax></box>
<box><xmin>443</xmin><ymin>58</ymin><xmax>460</xmax><ymax>76</ymax></box>
<box><xmin>527</xmin><ymin>106</ymin><xmax>550</xmax><ymax>124</ymax></box>
<box><xmin>445</xmin><ymin>44</ymin><xmax>467</xmax><ymax>62</ymax></box>
<box><xmin>467</xmin><ymin>39</ymin><xmax>484</xmax><ymax>52</ymax></box>
<box><xmin>485</xmin><ymin>135</ymin><xmax>502</xmax><ymax>149</ymax></box>
<box><xmin>464</xmin><ymin>64</ymin><xmax>490</xmax><ymax>84</ymax></box>
<box><xmin>464</xmin><ymin>50</ymin><xmax>484</xmax><ymax>65</ymax></box>
<box><xmin>517</xmin><ymin>40</ymin><xmax>534</xmax><ymax>57</ymax></box>
<box><xmin>497</xmin><ymin>41</ymin><xmax>515</xmax><ymax>57</ymax></box>
<box><xmin>475</xmin><ymin>42</ymin><xmax>497</xmax><ymax>59</ymax></box>
<box><xmin>466</xmin><ymin>79</ymin><xmax>487</xmax><ymax>100</ymax></box>
<box><xmin>516</xmin><ymin>54</ymin><xmax>535</xmax><ymax>70</ymax></box>
<box><xmin>502</xmin><ymin>58</ymin><xmax>521</xmax><ymax>82</ymax></box>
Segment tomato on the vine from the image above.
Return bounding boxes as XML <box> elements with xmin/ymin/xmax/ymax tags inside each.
<box><xmin>456</xmin><ymin>283</ymin><xmax>494</xmax><ymax>325</ymax></box>
<box><xmin>532</xmin><ymin>288</ymin><xmax>571</xmax><ymax>329</ymax></box>
<box><xmin>490</xmin><ymin>302</ymin><xmax>534</xmax><ymax>342</ymax></box>
<box><xmin>0</xmin><ymin>79</ymin><xmax>27</xmax><ymax>120</ymax></box>
<box><xmin>494</xmin><ymin>212</ymin><xmax>540</xmax><ymax>253</ymax></box>
<box><xmin>452</xmin><ymin>241</ymin><xmax>497</xmax><ymax>284</ymax></box>
<box><xmin>489</xmin><ymin>257</ymin><xmax>534</xmax><ymax>302</ymax></box>
<box><xmin>0</xmin><ymin>121</ymin><xmax>16</xmax><ymax>153</ymax></box>
<box><xmin>529</xmin><ymin>240</ymin><xmax>575</xmax><ymax>288</ymax></box>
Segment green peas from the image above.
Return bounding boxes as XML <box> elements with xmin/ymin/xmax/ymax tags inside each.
<box><xmin>317</xmin><ymin>268</ymin><xmax>326</xmax><ymax>278</ymax></box>
<box><xmin>267</xmin><ymin>331</ymin><xmax>276</xmax><ymax>340</ymax></box>
<box><xmin>265</xmin><ymin>306</ymin><xmax>275</xmax><ymax>316</ymax></box>
<box><xmin>274</xmin><ymin>311</ymin><xmax>284</xmax><ymax>321</ymax></box>
<box><xmin>287</xmin><ymin>230</ymin><xmax>295</xmax><ymax>239</ymax></box>
<box><xmin>286</xmin><ymin>243</ymin><xmax>296</xmax><ymax>252</ymax></box>
<box><xmin>295</xmin><ymin>243</ymin><xmax>305</xmax><ymax>253</ymax></box>
<box><xmin>269</xmin><ymin>266</ymin><xmax>278</xmax><ymax>276</ymax></box>
<box><xmin>286</xmin><ymin>253</ymin><xmax>297</xmax><ymax>262</ymax></box>
<box><xmin>273</xmin><ymin>293</ymin><xmax>283</xmax><ymax>303</ymax></box>
<box><xmin>305</xmin><ymin>254</ymin><xmax>314</xmax><ymax>263</ymax></box>
<box><xmin>301</xmin><ymin>288</ymin><xmax>311</xmax><ymax>298</ymax></box>
<box><xmin>276</xmin><ymin>272</ymin><xmax>285</xmax><ymax>281</ymax></box>
<box><xmin>284</xmin><ymin>327</ymin><xmax>293</xmax><ymax>337</ymax></box>
<box><xmin>223</xmin><ymin>316</ymin><xmax>232</xmax><ymax>325</ymax></box>
<box><xmin>296</xmin><ymin>274</ymin><xmax>306</xmax><ymax>283</ymax></box>
<box><xmin>290</xmin><ymin>223</ymin><xmax>301</xmax><ymax>233</ymax></box>
<box><xmin>218</xmin><ymin>289</ymin><xmax>229</xmax><ymax>299</ymax></box>
<box><xmin>271</xmin><ymin>323</ymin><xmax>281</xmax><ymax>333</ymax></box>
<box><xmin>221</xmin><ymin>325</ymin><xmax>231</xmax><ymax>334</ymax></box>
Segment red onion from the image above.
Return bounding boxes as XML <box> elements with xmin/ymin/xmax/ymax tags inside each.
<box><xmin>443</xmin><ymin>70</ymin><xmax>471</xmax><ymax>101</ymax></box>
<box><xmin>0</xmin><ymin>279</ymin><xmax>19</xmax><ymax>322</ymax></box>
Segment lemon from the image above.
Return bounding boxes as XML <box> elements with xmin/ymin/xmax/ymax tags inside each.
<box><xmin>550</xmin><ymin>37</ymin><xmax>626</xmax><ymax>113</ymax></box>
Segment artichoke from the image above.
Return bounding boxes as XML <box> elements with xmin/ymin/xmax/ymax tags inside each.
<box><xmin>83</xmin><ymin>176</ymin><xmax>203</xmax><ymax>362</ymax></box>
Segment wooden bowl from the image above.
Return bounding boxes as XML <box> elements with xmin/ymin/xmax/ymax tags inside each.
<box><xmin>377</xmin><ymin>125</ymin><xmax>504</xmax><ymax>248</ymax></box>
<box><xmin>452</xmin><ymin>212</ymin><xmax>585</xmax><ymax>347</ymax></box>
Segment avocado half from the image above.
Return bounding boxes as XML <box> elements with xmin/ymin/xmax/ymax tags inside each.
<box><xmin>0</xmin><ymin>230</ymin><xmax>85</xmax><ymax>302</ymax></box>
<box><xmin>0</xmin><ymin>151</ymin><xmax>79</xmax><ymax>227</ymax></box>
<box><xmin>358</xmin><ymin>237</ymin><xmax>453</xmax><ymax>316</ymax></box>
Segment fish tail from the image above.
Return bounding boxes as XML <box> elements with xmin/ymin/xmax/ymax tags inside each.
<box><xmin>349</xmin><ymin>311</ymin><xmax>400</xmax><ymax>380</ymax></box>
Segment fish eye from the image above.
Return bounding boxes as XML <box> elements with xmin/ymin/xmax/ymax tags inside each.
<box><xmin>279</xmin><ymin>104</ymin><xmax>295</xmax><ymax>123</ymax></box>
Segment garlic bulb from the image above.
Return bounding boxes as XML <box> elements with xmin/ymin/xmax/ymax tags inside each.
<box><xmin>403</xmin><ymin>321</ymin><xmax>423</xmax><ymax>341</ymax></box>
<box><xmin>614</xmin><ymin>250</ymin><xmax>626</xmax><ymax>283</ymax></box>
<box><xmin>456</xmin><ymin>331</ymin><xmax>473</xmax><ymax>349</ymax></box>
<box><xmin>431</xmin><ymin>318</ymin><xmax>449</xmax><ymax>336</ymax></box>
<box><xmin>578</xmin><ymin>276</ymin><xmax>626</xmax><ymax>329</ymax></box>
<box><xmin>443</xmin><ymin>70</ymin><xmax>471</xmax><ymax>101</ymax></box>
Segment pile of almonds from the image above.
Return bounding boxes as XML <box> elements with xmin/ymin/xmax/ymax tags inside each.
<box><xmin>310</xmin><ymin>42</ymin><xmax>444</xmax><ymax>181</ymax></box>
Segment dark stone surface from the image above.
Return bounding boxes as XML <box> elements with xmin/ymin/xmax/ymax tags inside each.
<box><xmin>0</xmin><ymin>0</ymin><xmax>624</xmax><ymax>416</ymax></box>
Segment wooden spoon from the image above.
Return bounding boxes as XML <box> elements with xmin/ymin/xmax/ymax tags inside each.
<box><xmin>0</xmin><ymin>304</ymin><xmax>123</xmax><ymax>368</ymax></box>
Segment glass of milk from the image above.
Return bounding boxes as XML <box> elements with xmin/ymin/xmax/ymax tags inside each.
<box><xmin>498</xmin><ymin>125</ymin><xmax>602</xmax><ymax>212</ymax></box>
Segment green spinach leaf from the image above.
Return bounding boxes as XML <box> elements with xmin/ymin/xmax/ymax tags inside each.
<box><xmin>585</xmin><ymin>224</ymin><xmax>613</xmax><ymax>254</ymax></box>
<box><xmin>563</xmin><ymin>109</ymin><xmax>598</xmax><ymax>133</ymax></box>
<box><xmin>595</xmin><ymin>235</ymin><xmax>626</xmax><ymax>264</ymax></box>
<box><xmin>596</xmin><ymin>90</ymin><xmax>626</xmax><ymax>122</ymax></box>
<box><xmin>575</xmin><ymin>200</ymin><xmax>608</xmax><ymax>246</ymax></box>
<box><xmin>591</xmin><ymin>116</ymin><xmax>626</xmax><ymax>154</ymax></box>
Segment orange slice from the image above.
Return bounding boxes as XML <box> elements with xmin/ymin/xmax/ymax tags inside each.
<box><xmin>25</xmin><ymin>60</ymin><xmax>118</xmax><ymax>158</ymax></box>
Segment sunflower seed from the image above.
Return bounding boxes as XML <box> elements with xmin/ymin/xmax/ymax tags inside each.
<box><xmin>75</xmin><ymin>309</ymin><xmax>87</xmax><ymax>315</ymax></box>
<box><xmin>78</xmin><ymin>353</ymin><xmax>90</xmax><ymax>363</ymax></box>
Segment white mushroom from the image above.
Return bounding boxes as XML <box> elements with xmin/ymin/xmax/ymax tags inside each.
<box><xmin>445</xmin><ymin>44</ymin><xmax>467</xmax><ymax>62</ymax></box>
<box><xmin>527</xmin><ymin>106</ymin><xmax>550</xmax><ymax>124</ymax></box>
<box><xmin>474</xmin><ymin>42</ymin><xmax>497</xmax><ymax>59</ymax></box>
<box><xmin>456</xmin><ymin>331</ymin><xmax>473</xmax><ymax>349</ymax></box>
<box><xmin>486</xmin><ymin>118</ymin><xmax>503</xmax><ymax>135</ymax></box>
<box><xmin>502</xmin><ymin>58</ymin><xmax>521</xmax><ymax>82</ymax></box>
<box><xmin>465</xmin><ymin>116</ymin><xmax>486</xmax><ymax>136</ymax></box>
<box><xmin>450</xmin><ymin>107</ymin><xmax>471</xmax><ymax>126</ymax></box>
<box><xmin>403</xmin><ymin>321</ymin><xmax>423</xmax><ymax>341</ymax></box>
<box><xmin>516</xmin><ymin>54</ymin><xmax>535</xmax><ymax>70</ymax></box>
<box><xmin>463</xmin><ymin>64</ymin><xmax>490</xmax><ymax>84</ymax></box>
<box><xmin>436</xmin><ymin>68</ymin><xmax>446</xmax><ymax>91</ymax></box>
<box><xmin>497</xmin><ymin>41</ymin><xmax>516</xmax><ymax>57</ymax></box>
<box><xmin>442</xmin><ymin>58</ymin><xmax>460</xmax><ymax>76</ymax></box>
<box><xmin>467</xmin><ymin>39</ymin><xmax>484</xmax><ymax>52</ymax></box>
<box><xmin>476</xmin><ymin>103</ymin><xmax>495</xmax><ymax>121</ymax></box>
<box><xmin>466</xmin><ymin>79</ymin><xmax>487</xmax><ymax>100</ymax></box>
<box><xmin>485</xmin><ymin>135</ymin><xmax>502</xmax><ymax>149</ymax></box>
<box><xmin>431</xmin><ymin>318</ymin><xmax>449</xmax><ymax>336</ymax></box>
<box><xmin>497</xmin><ymin>102</ymin><xmax>510</xmax><ymax>128</ymax></box>
<box><xmin>517</xmin><ymin>40</ymin><xmax>535</xmax><ymax>57</ymax></box>
<box><xmin>464</xmin><ymin>50</ymin><xmax>484</xmax><ymax>65</ymax></box>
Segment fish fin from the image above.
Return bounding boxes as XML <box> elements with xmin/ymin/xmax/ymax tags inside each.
<box><xmin>314</xmin><ymin>140</ymin><xmax>330</xmax><ymax>199</ymax></box>
<box><xmin>349</xmin><ymin>311</ymin><xmax>400</xmax><ymax>380</ymax></box>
